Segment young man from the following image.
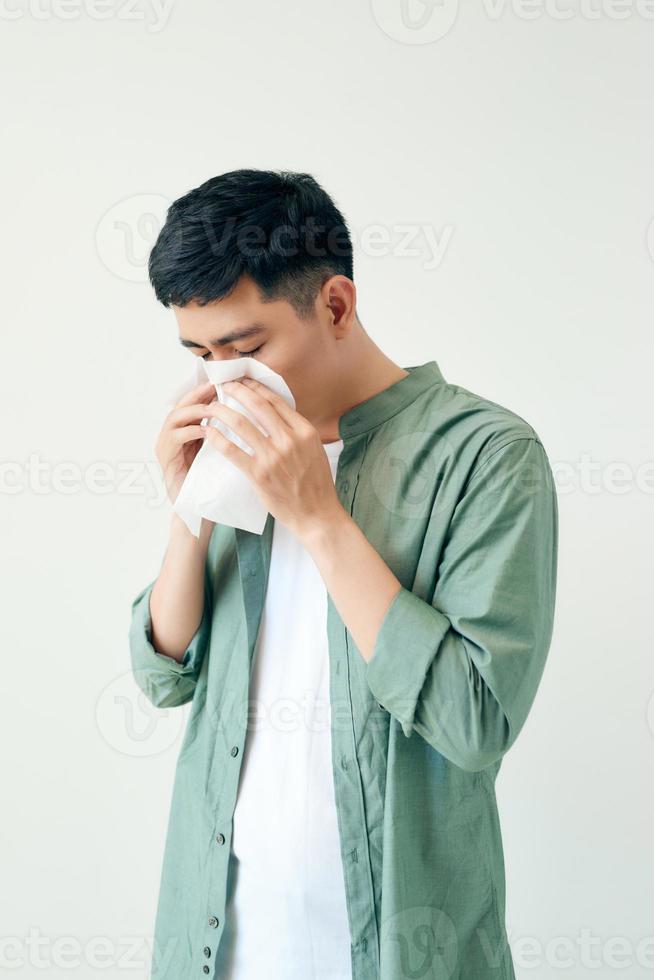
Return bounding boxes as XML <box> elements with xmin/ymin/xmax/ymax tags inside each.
<box><xmin>129</xmin><ymin>169</ymin><xmax>558</xmax><ymax>980</ymax></box>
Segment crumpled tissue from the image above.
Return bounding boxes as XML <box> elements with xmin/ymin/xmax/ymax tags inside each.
<box><xmin>166</xmin><ymin>358</ymin><xmax>296</xmax><ymax>537</ymax></box>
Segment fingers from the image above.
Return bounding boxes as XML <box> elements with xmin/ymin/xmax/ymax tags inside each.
<box><xmin>171</xmin><ymin>424</ymin><xmax>208</xmax><ymax>446</ymax></box>
<box><xmin>223</xmin><ymin>382</ymin><xmax>291</xmax><ymax>441</ymax></box>
<box><xmin>175</xmin><ymin>380</ymin><xmax>216</xmax><ymax>409</ymax></box>
<box><xmin>203</xmin><ymin>401</ymin><xmax>271</xmax><ymax>452</ymax></box>
<box><xmin>234</xmin><ymin>378</ymin><xmax>300</xmax><ymax>429</ymax></box>
<box><xmin>165</xmin><ymin>400</ymin><xmax>219</xmax><ymax>430</ymax></box>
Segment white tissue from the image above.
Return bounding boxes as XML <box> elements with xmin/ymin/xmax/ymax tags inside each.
<box><xmin>166</xmin><ymin>358</ymin><xmax>296</xmax><ymax>537</ymax></box>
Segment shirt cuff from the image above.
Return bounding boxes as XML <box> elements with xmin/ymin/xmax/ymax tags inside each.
<box><xmin>365</xmin><ymin>585</ymin><xmax>450</xmax><ymax>737</ymax></box>
<box><xmin>129</xmin><ymin>579</ymin><xmax>209</xmax><ymax>678</ymax></box>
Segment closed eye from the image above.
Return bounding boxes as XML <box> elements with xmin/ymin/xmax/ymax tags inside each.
<box><xmin>202</xmin><ymin>344</ymin><xmax>264</xmax><ymax>360</ymax></box>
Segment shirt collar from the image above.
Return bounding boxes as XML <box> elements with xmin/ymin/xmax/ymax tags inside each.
<box><xmin>338</xmin><ymin>360</ymin><xmax>445</xmax><ymax>440</ymax></box>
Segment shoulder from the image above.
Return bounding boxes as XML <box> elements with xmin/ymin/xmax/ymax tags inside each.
<box><xmin>417</xmin><ymin>375</ymin><xmax>547</xmax><ymax>477</ymax></box>
<box><xmin>411</xmin><ymin>370</ymin><xmax>550</xmax><ymax>497</ymax></box>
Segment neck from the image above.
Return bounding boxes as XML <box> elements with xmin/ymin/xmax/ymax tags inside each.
<box><xmin>313</xmin><ymin>336</ymin><xmax>409</xmax><ymax>443</ymax></box>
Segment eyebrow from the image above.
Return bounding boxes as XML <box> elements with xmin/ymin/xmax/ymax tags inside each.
<box><xmin>179</xmin><ymin>323</ymin><xmax>268</xmax><ymax>350</ymax></box>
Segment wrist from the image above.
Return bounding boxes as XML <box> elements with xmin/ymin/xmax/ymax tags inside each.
<box><xmin>297</xmin><ymin>506</ymin><xmax>352</xmax><ymax>556</ymax></box>
<box><xmin>169</xmin><ymin>511</ymin><xmax>213</xmax><ymax>554</ymax></box>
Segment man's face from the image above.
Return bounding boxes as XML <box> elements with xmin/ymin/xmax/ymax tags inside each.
<box><xmin>172</xmin><ymin>272</ymin><xmax>348</xmax><ymax>417</ymax></box>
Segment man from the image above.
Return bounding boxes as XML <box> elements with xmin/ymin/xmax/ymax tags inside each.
<box><xmin>129</xmin><ymin>168</ymin><xmax>558</xmax><ymax>980</ymax></box>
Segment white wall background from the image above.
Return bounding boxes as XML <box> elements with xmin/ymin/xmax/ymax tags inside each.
<box><xmin>2</xmin><ymin>2</ymin><xmax>653</xmax><ymax>977</ymax></box>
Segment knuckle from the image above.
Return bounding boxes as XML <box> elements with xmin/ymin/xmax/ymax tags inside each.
<box><xmin>276</xmin><ymin>433</ymin><xmax>294</xmax><ymax>456</ymax></box>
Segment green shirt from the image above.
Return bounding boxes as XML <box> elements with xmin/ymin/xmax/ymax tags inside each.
<box><xmin>129</xmin><ymin>359</ymin><xmax>558</xmax><ymax>980</ymax></box>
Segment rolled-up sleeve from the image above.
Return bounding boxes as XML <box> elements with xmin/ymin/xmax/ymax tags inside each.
<box><xmin>365</xmin><ymin>437</ymin><xmax>558</xmax><ymax>772</ymax></box>
<box><xmin>128</xmin><ymin>565</ymin><xmax>213</xmax><ymax>709</ymax></box>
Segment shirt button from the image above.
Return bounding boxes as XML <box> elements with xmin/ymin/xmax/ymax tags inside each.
<box><xmin>208</xmin><ymin>915</ymin><xmax>219</xmax><ymax>928</ymax></box>
<box><xmin>248</xmin><ymin>567</ymin><xmax>257</xmax><ymax>578</ymax></box>
<box><xmin>203</xmin><ymin>967</ymin><xmax>210</xmax><ymax>974</ymax></box>
<box><xmin>230</xmin><ymin>745</ymin><xmax>239</xmax><ymax>757</ymax></box>
<box><xmin>340</xmin><ymin>480</ymin><xmax>349</xmax><ymax>493</ymax></box>
<box><xmin>216</xmin><ymin>833</ymin><xmax>225</xmax><ymax>845</ymax></box>
<box><xmin>203</xmin><ymin>946</ymin><xmax>211</xmax><ymax>957</ymax></box>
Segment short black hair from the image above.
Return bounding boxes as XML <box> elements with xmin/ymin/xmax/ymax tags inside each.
<box><xmin>148</xmin><ymin>169</ymin><xmax>355</xmax><ymax>320</ymax></box>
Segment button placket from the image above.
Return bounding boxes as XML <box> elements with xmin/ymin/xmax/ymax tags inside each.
<box><xmin>335</xmin><ymin>604</ymin><xmax>382</xmax><ymax>972</ymax></box>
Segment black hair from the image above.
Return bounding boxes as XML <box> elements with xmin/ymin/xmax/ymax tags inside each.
<box><xmin>148</xmin><ymin>169</ymin><xmax>356</xmax><ymax>320</ymax></box>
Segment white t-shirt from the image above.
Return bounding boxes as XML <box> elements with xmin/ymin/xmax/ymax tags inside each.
<box><xmin>214</xmin><ymin>438</ymin><xmax>353</xmax><ymax>980</ymax></box>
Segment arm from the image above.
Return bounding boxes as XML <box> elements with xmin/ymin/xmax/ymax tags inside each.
<box><xmin>302</xmin><ymin>437</ymin><xmax>558</xmax><ymax>772</ymax></box>
<box><xmin>128</xmin><ymin>513</ymin><xmax>214</xmax><ymax>709</ymax></box>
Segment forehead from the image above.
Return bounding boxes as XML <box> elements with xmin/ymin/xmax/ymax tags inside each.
<box><xmin>173</xmin><ymin>298</ymin><xmax>261</xmax><ymax>341</ymax></box>
<box><xmin>173</xmin><ymin>294</ymin><xmax>286</xmax><ymax>350</ymax></box>
<box><xmin>172</xmin><ymin>276</ymin><xmax>263</xmax><ymax>327</ymax></box>
<box><xmin>172</xmin><ymin>274</ymin><xmax>305</xmax><ymax>345</ymax></box>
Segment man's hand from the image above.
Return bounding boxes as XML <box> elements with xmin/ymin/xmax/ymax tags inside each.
<box><xmin>155</xmin><ymin>380</ymin><xmax>218</xmax><ymax>506</ymax></box>
<box><xmin>202</xmin><ymin>376</ymin><xmax>345</xmax><ymax>540</ymax></box>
